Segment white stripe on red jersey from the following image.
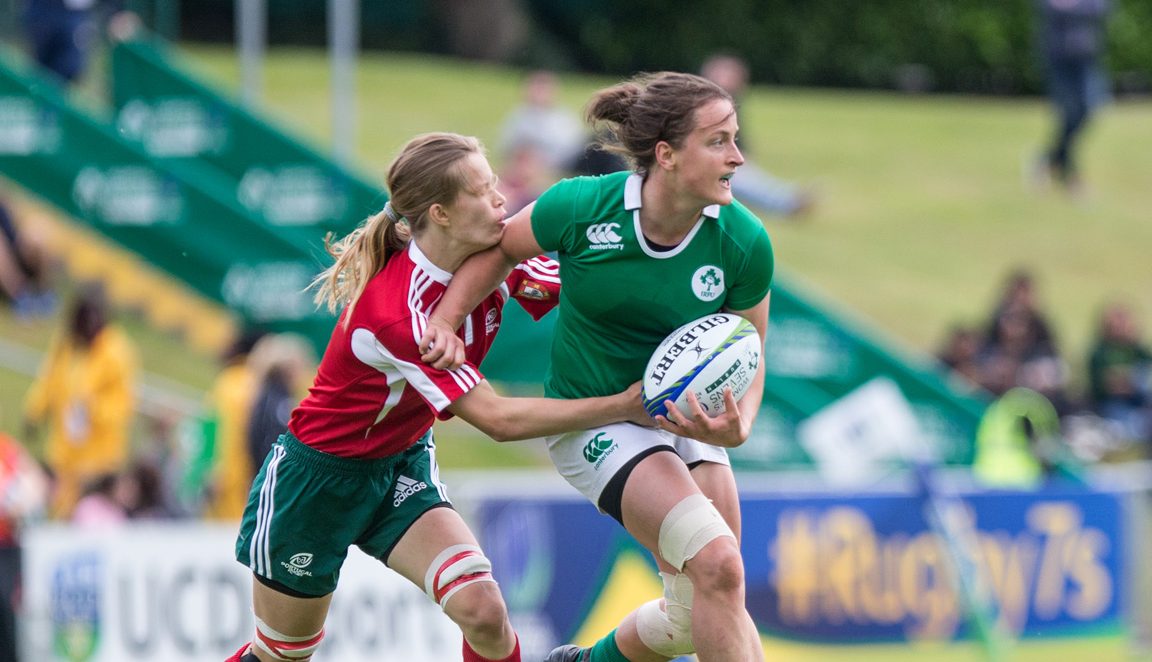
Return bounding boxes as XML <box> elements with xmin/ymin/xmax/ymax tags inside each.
<box><xmin>516</xmin><ymin>256</ymin><xmax>561</xmax><ymax>283</ymax></box>
<box><xmin>288</xmin><ymin>244</ymin><xmax>560</xmax><ymax>459</ymax></box>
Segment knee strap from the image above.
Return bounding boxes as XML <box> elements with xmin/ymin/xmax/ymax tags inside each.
<box><xmin>658</xmin><ymin>494</ymin><xmax>735</xmax><ymax>571</ymax></box>
<box><xmin>254</xmin><ymin>616</ymin><xmax>324</xmax><ymax>661</ymax></box>
<box><xmin>424</xmin><ymin>544</ymin><xmax>496</xmax><ymax>608</ymax></box>
<box><xmin>636</xmin><ymin>572</ymin><xmax>695</xmax><ymax>657</ymax></box>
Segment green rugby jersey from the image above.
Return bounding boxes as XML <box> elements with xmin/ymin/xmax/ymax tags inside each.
<box><xmin>532</xmin><ymin>171</ymin><xmax>774</xmax><ymax>399</ymax></box>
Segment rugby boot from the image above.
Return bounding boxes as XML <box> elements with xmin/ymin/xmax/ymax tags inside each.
<box><xmin>225</xmin><ymin>643</ymin><xmax>259</xmax><ymax>662</ymax></box>
<box><xmin>544</xmin><ymin>645</ymin><xmax>591</xmax><ymax>662</ymax></box>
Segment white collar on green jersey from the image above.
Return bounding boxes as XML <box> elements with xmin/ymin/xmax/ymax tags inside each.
<box><xmin>624</xmin><ymin>173</ymin><xmax>721</xmax><ymax>219</ymax></box>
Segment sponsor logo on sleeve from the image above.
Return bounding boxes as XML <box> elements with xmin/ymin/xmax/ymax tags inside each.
<box><xmin>515</xmin><ymin>279</ymin><xmax>551</xmax><ymax>301</ymax></box>
<box><xmin>586</xmin><ymin>223</ymin><xmax>624</xmax><ymax>251</ymax></box>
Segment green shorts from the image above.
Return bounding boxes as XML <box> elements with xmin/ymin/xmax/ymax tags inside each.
<box><xmin>234</xmin><ymin>430</ymin><xmax>451</xmax><ymax>597</ymax></box>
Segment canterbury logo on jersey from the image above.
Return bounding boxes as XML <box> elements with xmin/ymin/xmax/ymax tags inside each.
<box><xmin>586</xmin><ymin>222</ymin><xmax>624</xmax><ymax>250</ymax></box>
<box><xmin>393</xmin><ymin>474</ymin><xmax>429</xmax><ymax>507</ymax></box>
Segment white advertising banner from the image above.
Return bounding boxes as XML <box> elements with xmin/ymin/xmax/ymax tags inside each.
<box><xmin>20</xmin><ymin>523</ymin><xmax>462</xmax><ymax>662</ymax></box>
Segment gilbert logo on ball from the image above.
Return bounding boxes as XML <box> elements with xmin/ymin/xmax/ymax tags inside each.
<box><xmin>643</xmin><ymin>313</ymin><xmax>761</xmax><ymax>417</ymax></box>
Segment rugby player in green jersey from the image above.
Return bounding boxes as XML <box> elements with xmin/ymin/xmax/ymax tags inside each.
<box><xmin>422</xmin><ymin>72</ymin><xmax>773</xmax><ymax>662</ymax></box>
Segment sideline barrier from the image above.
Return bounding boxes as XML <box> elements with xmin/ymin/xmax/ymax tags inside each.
<box><xmin>20</xmin><ymin>524</ymin><xmax>461</xmax><ymax>662</ymax></box>
<box><xmin>19</xmin><ymin>473</ymin><xmax>1143</xmax><ymax>661</ymax></box>
<box><xmin>469</xmin><ymin>475</ymin><xmax>1133</xmax><ymax>658</ymax></box>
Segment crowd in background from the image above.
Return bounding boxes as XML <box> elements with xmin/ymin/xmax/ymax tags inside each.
<box><xmin>1</xmin><ymin>289</ymin><xmax>317</xmax><ymax>526</ymax></box>
<box><xmin>937</xmin><ymin>268</ymin><xmax>1152</xmax><ymax>467</ymax></box>
<box><xmin>0</xmin><ymin>280</ymin><xmax>318</xmax><ymax>658</ymax></box>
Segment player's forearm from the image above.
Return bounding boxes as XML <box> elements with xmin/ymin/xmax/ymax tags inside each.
<box><xmin>736</xmin><ymin>368</ymin><xmax>765</xmax><ymax>439</ymax></box>
<box><xmin>435</xmin><ymin>246</ymin><xmax>517</xmax><ymax>330</ymax></box>
<box><xmin>453</xmin><ymin>383</ymin><xmax>634</xmax><ymax>442</ymax></box>
<box><xmin>494</xmin><ymin>394</ymin><xmax>634</xmax><ymax>441</ymax></box>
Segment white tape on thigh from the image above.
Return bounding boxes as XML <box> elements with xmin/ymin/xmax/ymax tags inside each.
<box><xmin>658</xmin><ymin>493</ymin><xmax>735</xmax><ymax>571</ymax></box>
<box><xmin>636</xmin><ymin>572</ymin><xmax>696</xmax><ymax>657</ymax></box>
<box><xmin>424</xmin><ymin>543</ymin><xmax>495</xmax><ymax>608</ymax></box>
<box><xmin>254</xmin><ymin>616</ymin><xmax>324</xmax><ymax>661</ymax></box>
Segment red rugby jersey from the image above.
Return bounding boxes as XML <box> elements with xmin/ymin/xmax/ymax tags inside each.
<box><xmin>288</xmin><ymin>243</ymin><xmax>560</xmax><ymax>459</ymax></box>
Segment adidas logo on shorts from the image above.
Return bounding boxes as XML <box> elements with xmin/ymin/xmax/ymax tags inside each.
<box><xmin>393</xmin><ymin>474</ymin><xmax>429</xmax><ymax>507</ymax></box>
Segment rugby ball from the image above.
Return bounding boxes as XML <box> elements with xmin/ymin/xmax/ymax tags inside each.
<box><xmin>642</xmin><ymin>313</ymin><xmax>762</xmax><ymax>418</ymax></box>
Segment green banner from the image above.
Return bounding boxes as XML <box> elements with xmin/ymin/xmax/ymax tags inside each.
<box><xmin>734</xmin><ymin>274</ymin><xmax>987</xmax><ymax>467</ymax></box>
<box><xmin>109</xmin><ymin>39</ymin><xmax>385</xmax><ymax>242</ymax></box>
<box><xmin>0</xmin><ymin>52</ymin><xmax>337</xmax><ymax>349</ymax></box>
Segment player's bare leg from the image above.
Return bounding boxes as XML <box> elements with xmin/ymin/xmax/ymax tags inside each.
<box><xmin>389</xmin><ymin>506</ymin><xmax>520</xmax><ymax>661</ymax></box>
<box><xmin>227</xmin><ymin>580</ymin><xmax>332</xmax><ymax>661</ymax></box>
<box><xmin>551</xmin><ymin>452</ymin><xmax>762</xmax><ymax>661</ymax></box>
<box><xmin>683</xmin><ymin>462</ymin><xmax>762</xmax><ymax>660</ymax></box>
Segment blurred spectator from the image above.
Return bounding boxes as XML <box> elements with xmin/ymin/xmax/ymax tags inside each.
<box><xmin>982</xmin><ymin>268</ymin><xmax>1057</xmax><ymax>353</ymax></box>
<box><xmin>123</xmin><ymin>460</ymin><xmax>174</xmax><ymax>519</ymax></box>
<box><xmin>569</xmin><ymin>128</ymin><xmax>629</xmax><ymax>177</ymax></box>
<box><xmin>496</xmin><ymin>70</ymin><xmax>588</xmax><ymax>212</ymax></box>
<box><xmin>1087</xmin><ymin>301</ymin><xmax>1151</xmax><ymax>443</ymax></box>
<box><xmin>700</xmin><ymin>53</ymin><xmax>817</xmax><ymax>219</ymax></box>
<box><xmin>23</xmin><ymin>0</ymin><xmax>101</xmax><ymax>84</ymax></box>
<box><xmin>22</xmin><ymin>0</ymin><xmax>140</xmax><ymax>86</ymax></box>
<box><xmin>973</xmin><ymin>387</ymin><xmax>1074</xmax><ymax>488</ymax></box>
<box><xmin>246</xmin><ymin>333</ymin><xmax>316</xmax><ymax>472</ymax></box>
<box><xmin>0</xmin><ymin>427</ymin><xmax>49</xmax><ymax>662</ymax></box>
<box><xmin>936</xmin><ymin>323</ymin><xmax>984</xmax><ymax>392</ymax></box>
<box><xmin>1032</xmin><ymin>0</ymin><xmax>1112</xmax><ymax>195</ymax></box>
<box><xmin>0</xmin><ymin>198</ymin><xmax>55</xmax><ymax>318</ymax></box>
<box><xmin>133</xmin><ymin>409</ymin><xmax>188</xmax><ymax>517</ymax></box>
<box><xmin>196</xmin><ymin>328</ymin><xmax>264</xmax><ymax>521</ymax></box>
<box><xmin>976</xmin><ymin>269</ymin><xmax>1071</xmax><ymax>411</ymax></box>
<box><xmin>498</xmin><ymin>69</ymin><xmax>587</xmax><ymax>175</ymax></box>
<box><xmin>498</xmin><ymin>144</ymin><xmax>555</xmax><ymax>214</ymax></box>
<box><xmin>71</xmin><ymin>460</ymin><xmax>174</xmax><ymax>525</ymax></box>
<box><xmin>70</xmin><ymin>470</ymin><xmax>131</xmax><ymax>526</ymax></box>
<box><xmin>977</xmin><ymin>304</ymin><xmax>1071</xmax><ymax>411</ymax></box>
<box><xmin>22</xmin><ymin>286</ymin><xmax>138</xmax><ymax>518</ymax></box>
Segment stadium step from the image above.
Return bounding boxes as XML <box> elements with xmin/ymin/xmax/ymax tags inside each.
<box><xmin>9</xmin><ymin>191</ymin><xmax>235</xmax><ymax>356</ymax></box>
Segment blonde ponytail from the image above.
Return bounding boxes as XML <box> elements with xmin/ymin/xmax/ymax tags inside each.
<box><xmin>310</xmin><ymin>203</ymin><xmax>410</xmax><ymax>326</ymax></box>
